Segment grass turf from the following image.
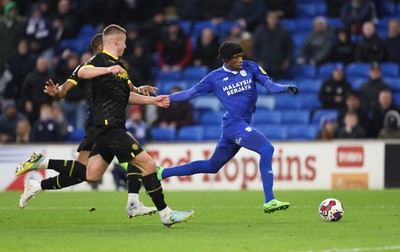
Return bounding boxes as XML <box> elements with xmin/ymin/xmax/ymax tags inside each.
<box><xmin>1</xmin><ymin>190</ymin><xmax>399</xmax><ymax>252</ymax></box>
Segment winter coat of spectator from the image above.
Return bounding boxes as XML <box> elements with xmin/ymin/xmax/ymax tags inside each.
<box><xmin>297</xmin><ymin>16</ymin><xmax>334</xmax><ymax>66</ymax></box>
<box><xmin>359</xmin><ymin>62</ymin><xmax>390</xmax><ymax>110</ymax></box>
<box><xmin>331</xmin><ymin>28</ymin><xmax>356</xmax><ymax>63</ymax></box>
<box><xmin>192</xmin><ymin>28</ymin><xmax>221</xmax><ymax>70</ymax></box>
<box><xmin>325</xmin><ymin>0</ymin><xmax>346</xmax><ymax>17</ymax></box>
<box><xmin>356</xmin><ymin>22</ymin><xmax>386</xmax><ymax>63</ymax></box>
<box><xmin>369</xmin><ymin>89</ymin><xmax>400</xmax><ymax>138</ymax></box>
<box><xmin>157</xmin><ymin>20</ymin><xmax>193</xmax><ymax>72</ymax></box>
<box><xmin>0</xmin><ymin>1</ymin><xmax>22</xmax><ymax>63</ymax></box>
<box><xmin>336</xmin><ymin>112</ymin><xmax>367</xmax><ymax>138</ymax></box>
<box><xmin>228</xmin><ymin>0</ymin><xmax>267</xmax><ymax>32</ymax></box>
<box><xmin>0</xmin><ymin>99</ymin><xmax>26</xmax><ymax>143</ymax></box>
<box><xmin>340</xmin><ymin>0</ymin><xmax>378</xmax><ymax>34</ymax></box>
<box><xmin>378</xmin><ymin>110</ymin><xmax>400</xmax><ymax>139</ymax></box>
<box><xmin>384</xmin><ymin>19</ymin><xmax>400</xmax><ymax>63</ymax></box>
<box><xmin>126</xmin><ymin>105</ymin><xmax>147</xmax><ymax>144</ymax></box>
<box><xmin>337</xmin><ymin>91</ymin><xmax>370</xmax><ymax>134</ymax></box>
<box><xmin>30</xmin><ymin>103</ymin><xmax>61</xmax><ymax>142</ymax></box>
<box><xmin>318</xmin><ymin>63</ymin><xmax>353</xmax><ymax>111</ymax></box>
<box><xmin>263</xmin><ymin>0</ymin><xmax>296</xmax><ymax>18</ymax></box>
<box><xmin>51</xmin><ymin>0</ymin><xmax>78</xmax><ymax>42</ymax></box>
<box><xmin>252</xmin><ymin>11</ymin><xmax>293</xmax><ymax>79</ymax></box>
<box><xmin>127</xmin><ymin>42</ymin><xmax>154</xmax><ymax>83</ymax></box>
<box><xmin>21</xmin><ymin>56</ymin><xmax>53</xmax><ymax>124</ymax></box>
<box><xmin>140</xmin><ymin>11</ymin><xmax>166</xmax><ymax>54</ymax></box>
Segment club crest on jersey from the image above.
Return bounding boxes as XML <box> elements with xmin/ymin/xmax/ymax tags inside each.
<box><xmin>240</xmin><ymin>70</ymin><xmax>247</xmax><ymax>77</ymax></box>
<box><xmin>117</xmin><ymin>69</ymin><xmax>129</xmax><ymax>81</ymax></box>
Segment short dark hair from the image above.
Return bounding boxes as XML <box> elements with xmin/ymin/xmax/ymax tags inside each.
<box><xmin>218</xmin><ymin>41</ymin><xmax>243</xmax><ymax>62</ymax></box>
<box><xmin>90</xmin><ymin>33</ymin><xmax>103</xmax><ymax>52</ymax></box>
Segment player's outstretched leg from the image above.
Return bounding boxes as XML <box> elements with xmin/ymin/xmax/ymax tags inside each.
<box><xmin>15</xmin><ymin>152</ymin><xmax>46</xmax><ymax>176</ymax></box>
<box><xmin>161</xmin><ymin>209</ymin><xmax>195</xmax><ymax>227</ymax></box>
<box><xmin>19</xmin><ymin>179</ymin><xmax>41</xmax><ymax>208</ymax></box>
<box><xmin>126</xmin><ymin>202</ymin><xmax>157</xmax><ymax>218</ymax></box>
<box><xmin>263</xmin><ymin>199</ymin><xmax>290</xmax><ymax>214</ymax></box>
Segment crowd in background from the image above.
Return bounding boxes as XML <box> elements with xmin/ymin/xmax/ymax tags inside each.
<box><xmin>0</xmin><ymin>0</ymin><xmax>400</xmax><ymax>144</ymax></box>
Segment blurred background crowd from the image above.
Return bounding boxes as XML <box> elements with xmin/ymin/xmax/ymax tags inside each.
<box><xmin>1</xmin><ymin>0</ymin><xmax>400</xmax><ymax>144</ymax></box>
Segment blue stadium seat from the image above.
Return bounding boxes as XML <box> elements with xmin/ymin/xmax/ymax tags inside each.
<box><xmin>65</xmin><ymin>128</ymin><xmax>85</xmax><ymax>142</ymax></box>
<box><xmin>280</xmin><ymin>19</ymin><xmax>297</xmax><ymax>32</ymax></box>
<box><xmin>274</xmin><ymin>95</ymin><xmax>302</xmax><ymax>110</ymax></box>
<box><xmin>199</xmin><ymin>111</ymin><xmax>224</xmax><ymax>125</ymax></box>
<box><xmin>256</xmin><ymin>95</ymin><xmax>275</xmax><ymax>110</ymax></box>
<box><xmin>296</xmin><ymin>78</ymin><xmax>323</xmax><ymax>94</ymax></box>
<box><xmin>296</xmin><ymin>18</ymin><xmax>313</xmax><ymax>31</ymax></box>
<box><xmin>326</xmin><ymin>18</ymin><xmax>343</xmax><ymax>29</ymax></box>
<box><xmin>385</xmin><ymin>77</ymin><xmax>400</xmax><ymax>92</ymax></box>
<box><xmin>298</xmin><ymin>94</ymin><xmax>321</xmax><ymax>110</ymax></box>
<box><xmin>296</xmin><ymin>4</ymin><xmax>318</xmax><ymax>18</ymax></box>
<box><xmin>291</xmin><ymin>65</ymin><xmax>317</xmax><ymax>79</ymax></box>
<box><xmin>380</xmin><ymin>62</ymin><xmax>399</xmax><ymax>77</ymax></box>
<box><xmin>203</xmin><ymin>125</ymin><xmax>222</xmax><ymax>140</ymax></box>
<box><xmin>311</xmin><ymin>109</ymin><xmax>339</xmax><ymax>125</ymax></box>
<box><xmin>345</xmin><ymin>63</ymin><xmax>370</xmax><ymax>78</ymax></box>
<box><xmin>177</xmin><ymin>126</ymin><xmax>204</xmax><ymax>141</ymax></box>
<box><xmin>252</xmin><ymin>110</ymin><xmax>282</xmax><ymax>125</ymax></box>
<box><xmin>292</xmin><ymin>32</ymin><xmax>309</xmax><ymax>49</ymax></box>
<box><xmin>318</xmin><ymin>63</ymin><xmax>338</xmax><ymax>79</ymax></box>
<box><xmin>191</xmin><ymin>95</ymin><xmax>222</xmax><ymax>112</ymax></box>
<box><xmin>150</xmin><ymin>127</ymin><xmax>176</xmax><ymax>141</ymax></box>
<box><xmin>191</xmin><ymin>21</ymin><xmax>218</xmax><ymax>39</ymax></box>
<box><xmin>351</xmin><ymin>78</ymin><xmax>367</xmax><ymax>90</ymax></box>
<box><xmin>281</xmin><ymin>110</ymin><xmax>310</xmax><ymax>125</ymax></box>
<box><xmin>393</xmin><ymin>92</ymin><xmax>400</xmax><ymax>107</ymax></box>
<box><xmin>218</xmin><ymin>21</ymin><xmax>238</xmax><ymax>39</ymax></box>
<box><xmin>157</xmin><ymin>80</ymin><xmax>189</xmax><ymax>94</ymax></box>
<box><xmin>177</xmin><ymin>20</ymin><xmax>192</xmax><ymax>35</ymax></box>
<box><xmin>287</xmin><ymin>124</ymin><xmax>319</xmax><ymax>140</ymax></box>
<box><xmin>78</xmin><ymin>24</ymin><xmax>98</xmax><ymax>38</ymax></box>
<box><xmin>156</xmin><ymin>70</ymin><xmax>182</xmax><ymax>81</ymax></box>
<box><xmin>183</xmin><ymin>66</ymin><xmax>209</xmax><ymax>83</ymax></box>
<box><xmin>257</xmin><ymin>125</ymin><xmax>288</xmax><ymax>141</ymax></box>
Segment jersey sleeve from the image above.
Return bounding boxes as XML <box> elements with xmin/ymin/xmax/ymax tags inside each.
<box><xmin>248</xmin><ymin>61</ymin><xmax>287</xmax><ymax>93</ymax></box>
<box><xmin>193</xmin><ymin>74</ymin><xmax>214</xmax><ymax>95</ymax></box>
<box><xmin>67</xmin><ymin>63</ymin><xmax>84</xmax><ymax>85</ymax></box>
<box><xmin>82</xmin><ymin>54</ymin><xmax>105</xmax><ymax>68</ymax></box>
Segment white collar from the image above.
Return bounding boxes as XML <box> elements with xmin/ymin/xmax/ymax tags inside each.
<box><xmin>222</xmin><ymin>65</ymin><xmax>238</xmax><ymax>74</ymax></box>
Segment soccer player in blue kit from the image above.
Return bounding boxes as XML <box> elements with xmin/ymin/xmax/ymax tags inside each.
<box><xmin>157</xmin><ymin>41</ymin><xmax>299</xmax><ymax>213</ymax></box>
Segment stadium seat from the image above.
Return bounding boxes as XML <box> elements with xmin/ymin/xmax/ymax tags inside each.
<box><xmin>292</xmin><ymin>32</ymin><xmax>309</xmax><ymax>50</ymax></box>
<box><xmin>296</xmin><ymin>4</ymin><xmax>318</xmax><ymax>18</ymax></box>
<box><xmin>345</xmin><ymin>63</ymin><xmax>370</xmax><ymax>78</ymax></box>
<box><xmin>274</xmin><ymin>95</ymin><xmax>302</xmax><ymax>110</ymax></box>
<box><xmin>78</xmin><ymin>24</ymin><xmax>98</xmax><ymax>38</ymax></box>
<box><xmin>177</xmin><ymin>20</ymin><xmax>192</xmax><ymax>35</ymax></box>
<box><xmin>326</xmin><ymin>18</ymin><xmax>343</xmax><ymax>29</ymax></box>
<box><xmin>318</xmin><ymin>63</ymin><xmax>338</xmax><ymax>79</ymax></box>
<box><xmin>177</xmin><ymin>126</ymin><xmax>204</xmax><ymax>141</ymax></box>
<box><xmin>65</xmin><ymin>128</ymin><xmax>85</xmax><ymax>142</ymax></box>
<box><xmin>287</xmin><ymin>124</ymin><xmax>319</xmax><ymax>140</ymax></box>
<box><xmin>291</xmin><ymin>65</ymin><xmax>317</xmax><ymax>79</ymax></box>
<box><xmin>257</xmin><ymin>125</ymin><xmax>288</xmax><ymax>141</ymax></box>
<box><xmin>393</xmin><ymin>92</ymin><xmax>400</xmax><ymax>107</ymax></box>
<box><xmin>199</xmin><ymin>111</ymin><xmax>224</xmax><ymax>125</ymax></box>
<box><xmin>191</xmin><ymin>21</ymin><xmax>218</xmax><ymax>40</ymax></box>
<box><xmin>157</xmin><ymin>80</ymin><xmax>189</xmax><ymax>94</ymax></box>
<box><xmin>311</xmin><ymin>109</ymin><xmax>339</xmax><ymax>125</ymax></box>
<box><xmin>252</xmin><ymin>110</ymin><xmax>282</xmax><ymax>125</ymax></box>
<box><xmin>280</xmin><ymin>19</ymin><xmax>297</xmax><ymax>32</ymax></box>
<box><xmin>296</xmin><ymin>78</ymin><xmax>323</xmax><ymax>94</ymax></box>
<box><xmin>191</xmin><ymin>95</ymin><xmax>222</xmax><ymax>112</ymax></box>
<box><xmin>350</xmin><ymin>78</ymin><xmax>367</xmax><ymax>90</ymax></box>
<box><xmin>218</xmin><ymin>21</ymin><xmax>237</xmax><ymax>38</ymax></box>
<box><xmin>296</xmin><ymin>18</ymin><xmax>313</xmax><ymax>32</ymax></box>
<box><xmin>384</xmin><ymin>77</ymin><xmax>400</xmax><ymax>92</ymax></box>
<box><xmin>150</xmin><ymin>127</ymin><xmax>176</xmax><ymax>141</ymax></box>
<box><xmin>156</xmin><ymin>70</ymin><xmax>182</xmax><ymax>81</ymax></box>
<box><xmin>203</xmin><ymin>125</ymin><xmax>222</xmax><ymax>140</ymax></box>
<box><xmin>183</xmin><ymin>66</ymin><xmax>209</xmax><ymax>83</ymax></box>
<box><xmin>281</xmin><ymin>110</ymin><xmax>310</xmax><ymax>125</ymax></box>
<box><xmin>256</xmin><ymin>95</ymin><xmax>275</xmax><ymax>110</ymax></box>
<box><xmin>380</xmin><ymin>62</ymin><xmax>399</xmax><ymax>77</ymax></box>
<box><xmin>298</xmin><ymin>94</ymin><xmax>321</xmax><ymax>110</ymax></box>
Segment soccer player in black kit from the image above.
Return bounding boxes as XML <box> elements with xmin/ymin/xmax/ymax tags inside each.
<box><xmin>16</xmin><ymin>25</ymin><xmax>194</xmax><ymax>227</ymax></box>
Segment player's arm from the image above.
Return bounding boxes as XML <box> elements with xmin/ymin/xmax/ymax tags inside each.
<box><xmin>44</xmin><ymin>79</ymin><xmax>75</xmax><ymax>100</ymax></box>
<box><xmin>169</xmin><ymin>87</ymin><xmax>201</xmax><ymax>102</ymax></box>
<box><xmin>129</xmin><ymin>80</ymin><xmax>158</xmax><ymax>96</ymax></box>
<box><xmin>128</xmin><ymin>92</ymin><xmax>170</xmax><ymax>108</ymax></box>
<box><xmin>255</xmin><ymin>64</ymin><xmax>299</xmax><ymax>94</ymax></box>
<box><xmin>77</xmin><ymin>64</ymin><xmax>124</xmax><ymax>79</ymax></box>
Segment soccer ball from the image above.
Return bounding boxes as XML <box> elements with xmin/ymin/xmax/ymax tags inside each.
<box><xmin>319</xmin><ymin>198</ymin><xmax>344</xmax><ymax>222</ymax></box>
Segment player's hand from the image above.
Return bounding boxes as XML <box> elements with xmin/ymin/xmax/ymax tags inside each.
<box><xmin>108</xmin><ymin>65</ymin><xmax>124</xmax><ymax>75</ymax></box>
<box><xmin>44</xmin><ymin>79</ymin><xmax>60</xmax><ymax>97</ymax></box>
<box><xmin>286</xmin><ymin>85</ymin><xmax>299</xmax><ymax>94</ymax></box>
<box><xmin>138</xmin><ymin>85</ymin><xmax>158</xmax><ymax>96</ymax></box>
<box><xmin>154</xmin><ymin>95</ymin><xmax>170</xmax><ymax>108</ymax></box>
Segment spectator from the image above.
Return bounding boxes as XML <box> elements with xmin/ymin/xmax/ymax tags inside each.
<box><xmin>252</xmin><ymin>11</ymin><xmax>293</xmax><ymax>80</ymax></box>
<box><xmin>0</xmin><ymin>62</ymin><xmax>12</xmax><ymax>98</ymax></box>
<box><xmin>15</xmin><ymin>118</ymin><xmax>31</xmax><ymax>144</ymax></box>
<box><xmin>316</xmin><ymin>116</ymin><xmax>337</xmax><ymax>141</ymax></box>
<box><xmin>52</xmin><ymin>102</ymin><xmax>70</xmax><ymax>140</ymax></box>
<box><xmin>318</xmin><ymin>63</ymin><xmax>353</xmax><ymax>111</ymax></box>
<box><xmin>228</xmin><ymin>0</ymin><xmax>267</xmax><ymax>32</ymax></box>
<box><xmin>337</xmin><ymin>91</ymin><xmax>370</xmax><ymax>133</ymax></box>
<box><xmin>384</xmin><ymin>18</ymin><xmax>400</xmax><ymax>63</ymax></box>
<box><xmin>378</xmin><ymin>110</ymin><xmax>400</xmax><ymax>139</ymax></box>
<box><xmin>20</xmin><ymin>3</ymin><xmax>54</xmax><ymax>67</ymax></box>
<box><xmin>325</xmin><ymin>0</ymin><xmax>346</xmax><ymax>17</ymax></box>
<box><xmin>297</xmin><ymin>16</ymin><xmax>334</xmax><ymax>66</ymax></box>
<box><xmin>156</xmin><ymin>86</ymin><xmax>194</xmax><ymax>130</ymax></box>
<box><xmin>4</xmin><ymin>39</ymin><xmax>36</xmax><ymax>103</ymax></box>
<box><xmin>124</xmin><ymin>23</ymin><xmax>142</xmax><ymax>57</ymax></box>
<box><xmin>369</xmin><ymin>89</ymin><xmax>400</xmax><ymax>138</ymax></box>
<box><xmin>0</xmin><ymin>99</ymin><xmax>26</xmax><ymax>143</ymax></box>
<box><xmin>0</xmin><ymin>1</ymin><xmax>22</xmax><ymax>63</ymax></box>
<box><xmin>126</xmin><ymin>105</ymin><xmax>147</xmax><ymax>144</ymax></box>
<box><xmin>204</xmin><ymin>0</ymin><xmax>233</xmax><ymax>23</ymax></box>
<box><xmin>157</xmin><ymin>20</ymin><xmax>192</xmax><ymax>73</ymax></box>
<box><xmin>175</xmin><ymin>0</ymin><xmax>205</xmax><ymax>22</ymax></box>
<box><xmin>30</xmin><ymin>103</ymin><xmax>61</xmax><ymax>142</ymax></box>
<box><xmin>263</xmin><ymin>0</ymin><xmax>296</xmax><ymax>18</ymax></box>
<box><xmin>224</xmin><ymin>23</ymin><xmax>252</xmax><ymax>59</ymax></box>
<box><xmin>359</xmin><ymin>62</ymin><xmax>390</xmax><ymax>110</ymax></box>
<box><xmin>141</xmin><ymin>11</ymin><xmax>166</xmax><ymax>53</ymax></box>
<box><xmin>192</xmin><ymin>28</ymin><xmax>221</xmax><ymax>70</ymax></box>
<box><xmin>51</xmin><ymin>0</ymin><xmax>78</xmax><ymax>42</ymax></box>
<box><xmin>356</xmin><ymin>21</ymin><xmax>386</xmax><ymax>63</ymax></box>
<box><xmin>127</xmin><ymin>42</ymin><xmax>154</xmax><ymax>83</ymax></box>
<box><xmin>331</xmin><ymin>28</ymin><xmax>356</xmax><ymax>64</ymax></box>
<box><xmin>340</xmin><ymin>0</ymin><xmax>378</xmax><ymax>34</ymax></box>
<box><xmin>21</xmin><ymin>56</ymin><xmax>53</xmax><ymax>124</ymax></box>
<box><xmin>336</xmin><ymin>112</ymin><xmax>367</xmax><ymax>138</ymax></box>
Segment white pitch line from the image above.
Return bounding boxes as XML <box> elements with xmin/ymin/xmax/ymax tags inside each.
<box><xmin>297</xmin><ymin>245</ymin><xmax>400</xmax><ymax>252</ymax></box>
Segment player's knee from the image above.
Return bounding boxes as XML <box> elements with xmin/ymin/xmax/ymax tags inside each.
<box><xmin>206</xmin><ymin>159</ymin><xmax>223</xmax><ymax>173</ymax></box>
<box><xmin>86</xmin><ymin>171</ymin><xmax>102</xmax><ymax>182</ymax></box>
<box><xmin>260</xmin><ymin>142</ymin><xmax>274</xmax><ymax>157</ymax></box>
<box><xmin>140</xmin><ymin>159</ymin><xmax>157</xmax><ymax>176</ymax></box>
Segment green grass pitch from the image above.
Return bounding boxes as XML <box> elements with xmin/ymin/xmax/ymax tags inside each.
<box><xmin>1</xmin><ymin>190</ymin><xmax>399</xmax><ymax>252</ymax></box>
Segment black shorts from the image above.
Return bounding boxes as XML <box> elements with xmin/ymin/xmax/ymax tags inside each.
<box><xmin>76</xmin><ymin>122</ymin><xmax>96</xmax><ymax>152</ymax></box>
<box><xmin>90</xmin><ymin>128</ymin><xmax>144</xmax><ymax>164</ymax></box>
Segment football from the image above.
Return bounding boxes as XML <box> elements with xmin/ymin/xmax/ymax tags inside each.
<box><xmin>319</xmin><ymin>198</ymin><xmax>344</xmax><ymax>222</ymax></box>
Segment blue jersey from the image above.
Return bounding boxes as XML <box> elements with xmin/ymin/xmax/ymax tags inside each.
<box><xmin>191</xmin><ymin>60</ymin><xmax>287</xmax><ymax>122</ymax></box>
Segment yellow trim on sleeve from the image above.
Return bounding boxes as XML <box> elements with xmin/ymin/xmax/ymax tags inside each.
<box><xmin>67</xmin><ymin>78</ymin><xmax>78</xmax><ymax>85</ymax></box>
<box><xmin>81</xmin><ymin>64</ymin><xmax>95</xmax><ymax>69</ymax></box>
